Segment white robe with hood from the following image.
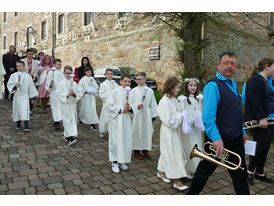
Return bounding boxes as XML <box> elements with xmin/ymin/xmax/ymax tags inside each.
<box><xmin>56</xmin><ymin>78</ymin><xmax>80</xmax><ymax>138</ymax></box>
<box><xmin>77</xmin><ymin>76</ymin><xmax>99</xmax><ymax>124</ymax></box>
<box><xmin>157</xmin><ymin>94</ymin><xmax>187</xmax><ymax>179</ymax></box>
<box><xmin>7</xmin><ymin>72</ymin><xmax>38</xmax><ymax>121</ymax></box>
<box><xmin>98</xmin><ymin>79</ymin><xmax>119</xmax><ymax>133</ymax></box>
<box><xmin>131</xmin><ymin>85</ymin><xmax>158</xmax><ymax>150</ymax></box>
<box><xmin>105</xmin><ymin>86</ymin><xmax>135</xmax><ymax>163</ymax></box>
<box><xmin>178</xmin><ymin>94</ymin><xmax>203</xmax><ymax>175</ymax></box>
<box><xmin>45</xmin><ymin>68</ymin><xmax>64</xmax><ymax>122</ymax></box>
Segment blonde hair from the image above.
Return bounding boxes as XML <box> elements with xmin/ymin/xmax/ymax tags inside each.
<box><xmin>63</xmin><ymin>65</ymin><xmax>73</xmax><ymax>73</ymax></box>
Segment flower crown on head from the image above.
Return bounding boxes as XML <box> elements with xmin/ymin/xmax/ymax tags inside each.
<box><xmin>184</xmin><ymin>78</ymin><xmax>200</xmax><ymax>84</ymax></box>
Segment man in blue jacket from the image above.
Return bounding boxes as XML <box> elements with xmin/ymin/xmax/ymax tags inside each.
<box><xmin>187</xmin><ymin>52</ymin><xmax>250</xmax><ymax>195</ymax></box>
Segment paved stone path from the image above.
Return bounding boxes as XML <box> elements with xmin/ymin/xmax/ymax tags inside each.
<box><xmin>0</xmin><ymin>96</ymin><xmax>273</xmax><ymax>195</ymax></box>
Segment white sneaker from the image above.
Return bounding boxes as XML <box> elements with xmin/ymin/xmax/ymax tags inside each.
<box><xmin>112</xmin><ymin>162</ymin><xmax>120</xmax><ymax>173</ymax></box>
<box><xmin>173</xmin><ymin>182</ymin><xmax>188</xmax><ymax>191</ymax></box>
<box><xmin>118</xmin><ymin>163</ymin><xmax>128</xmax><ymax>170</ymax></box>
<box><xmin>157</xmin><ymin>172</ymin><xmax>171</xmax><ymax>183</ymax></box>
<box><xmin>99</xmin><ymin>132</ymin><xmax>104</xmax><ymax>137</ymax></box>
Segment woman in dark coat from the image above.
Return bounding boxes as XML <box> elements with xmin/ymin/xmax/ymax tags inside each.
<box><xmin>75</xmin><ymin>57</ymin><xmax>94</xmax><ymax>81</ymax></box>
<box><xmin>244</xmin><ymin>58</ymin><xmax>274</xmax><ymax>185</ymax></box>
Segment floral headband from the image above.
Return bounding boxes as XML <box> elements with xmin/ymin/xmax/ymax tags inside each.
<box><xmin>184</xmin><ymin>78</ymin><xmax>200</xmax><ymax>84</ymax></box>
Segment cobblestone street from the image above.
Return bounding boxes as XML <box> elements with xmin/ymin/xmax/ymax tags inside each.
<box><xmin>0</xmin><ymin>96</ymin><xmax>274</xmax><ymax>195</ymax></box>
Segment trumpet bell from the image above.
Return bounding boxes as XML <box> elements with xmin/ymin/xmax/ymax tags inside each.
<box><xmin>190</xmin><ymin>143</ymin><xmax>244</xmax><ymax>171</ymax></box>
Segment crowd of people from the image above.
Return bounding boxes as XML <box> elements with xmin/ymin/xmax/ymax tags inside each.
<box><xmin>0</xmin><ymin>46</ymin><xmax>274</xmax><ymax>194</ymax></box>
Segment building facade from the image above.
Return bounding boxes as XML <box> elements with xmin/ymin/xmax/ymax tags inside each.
<box><xmin>1</xmin><ymin>12</ymin><xmax>273</xmax><ymax>86</ymax></box>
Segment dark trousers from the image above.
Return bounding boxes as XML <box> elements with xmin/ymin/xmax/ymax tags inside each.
<box><xmin>4</xmin><ymin>74</ymin><xmax>10</xmax><ymax>96</ymax></box>
<box><xmin>248</xmin><ymin>125</ymin><xmax>274</xmax><ymax>174</ymax></box>
<box><xmin>187</xmin><ymin>136</ymin><xmax>250</xmax><ymax>195</ymax></box>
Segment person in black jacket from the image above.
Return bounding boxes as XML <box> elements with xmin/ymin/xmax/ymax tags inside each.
<box><xmin>76</xmin><ymin>57</ymin><xmax>94</xmax><ymax>81</ymax></box>
<box><xmin>244</xmin><ymin>58</ymin><xmax>274</xmax><ymax>184</ymax></box>
<box><xmin>2</xmin><ymin>46</ymin><xmax>20</xmax><ymax>99</ymax></box>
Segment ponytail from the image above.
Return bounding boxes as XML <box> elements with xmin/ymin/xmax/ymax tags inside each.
<box><xmin>249</xmin><ymin>58</ymin><xmax>274</xmax><ymax>80</ymax></box>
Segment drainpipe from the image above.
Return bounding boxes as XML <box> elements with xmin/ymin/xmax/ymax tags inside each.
<box><xmin>52</xmin><ymin>12</ymin><xmax>55</xmax><ymax>58</ymax></box>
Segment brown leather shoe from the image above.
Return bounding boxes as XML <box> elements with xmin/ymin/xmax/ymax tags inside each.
<box><xmin>54</xmin><ymin>125</ymin><xmax>61</xmax><ymax>129</ymax></box>
<box><xmin>134</xmin><ymin>153</ymin><xmax>143</xmax><ymax>160</ymax></box>
<box><xmin>142</xmin><ymin>150</ymin><xmax>151</xmax><ymax>159</ymax></box>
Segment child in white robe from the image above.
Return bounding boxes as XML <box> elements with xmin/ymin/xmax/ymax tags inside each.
<box><xmin>98</xmin><ymin>68</ymin><xmax>119</xmax><ymax>137</ymax></box>
<box><xmin>131</xmin><ymin>72</ymin><xmax>158</xmax><ymax>159</ymax></box>
<box><xmin>178</xmin><ymin>78</ymin><xmax>204</xmax><ymax>179</ymax></box>
<box><xmin>7</xmin><ymin>61</ymin><xmax>38</xmax><ymax>131</ymax></box>
<box><xmin>78</xmin><ymin>66</ymin><xmax>99</xmax><ymax>130</ymax></box>
<box><xmin>105</xmin><ymin>73</ymin><xmax>135</xmax><ymax>174</ymax></box>
<box><xmin>56</xmin><ymin>65</ymin><xmax>80</xmax><ymax>146</ymax></box>
<box><xmin>157</xmin><ymin>77</ymin><xmax>188</xmax><ymax>191</ymax></box>
<box><xmin>45</xmin><ymin>58</ymin><xmax>64</xmax><ymax>129</ymax></box>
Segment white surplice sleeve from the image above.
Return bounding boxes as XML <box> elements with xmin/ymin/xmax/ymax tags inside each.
<box><xmin>7</xmin><ymin>74</ymin><xmax>17</xmax><ymax>94</ymax></box>
<box><xmin>158</xmin><ymin>97</ymin><xmax>182</xmax><ymax>129</ymax></box>
<box><xmin>105</xmin><ymin>90</ymin><xmax>123</xmax><ymax>119</ymax></box>
<box><xmin>149</xmin><ymin>89</ymin><xmax>158</xmax><ymax>118</ymax></box>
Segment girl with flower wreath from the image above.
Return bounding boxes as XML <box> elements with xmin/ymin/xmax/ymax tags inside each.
<box><xmin>177</xmin><ymin>77</ymin><xmax>204</xmax><ymax>179</ymax></box>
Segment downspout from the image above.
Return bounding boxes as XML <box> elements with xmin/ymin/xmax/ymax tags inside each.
<box><xmin>52</xmin><ymin>12</ymin><xmax>55</xmax><ymax>58</ymax></box>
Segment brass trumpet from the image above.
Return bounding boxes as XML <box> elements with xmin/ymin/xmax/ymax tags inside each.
<box><xmin>190</xmin><ymin>142</ymin><xmax>244</xmax><ymax>171</ymax></box>
<box><xmin>244</xmin><ymin>117</ymin><xmax>274</xmax><ymax>130</ymax></box>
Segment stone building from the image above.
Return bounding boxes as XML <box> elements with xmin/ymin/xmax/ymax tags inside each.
<box><xmin>0</xmin><ymin>12</ymin><xmax>273</xmax><ymax>87</ymax></box>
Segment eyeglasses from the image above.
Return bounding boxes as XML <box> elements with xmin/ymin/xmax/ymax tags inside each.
<box><xmin>65</xmin><ymin>72</ymin><xmax>72</xmax><ymax>74</ymax></box>
<box><xmin>136</xmin><ymin>78</ymin><xmax>144</xmax><ymax>81</ymax></box>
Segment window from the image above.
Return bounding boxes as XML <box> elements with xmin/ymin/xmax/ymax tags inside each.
<box><xmin>84</xmin><ymin>12</ymin><xmax>94</xmax><ymax>26</ymax></box>
<box><xmin>3</xmin><ymin>36</ymin><xmax>7</xmax><ymax>50</ymax></box>
<box><xmin>14</xmin><ymin>32</ymin><xmax>18</xmax><ymax>47</ymax></box>
<box><xmin>58</xmin><ymin>14</ymin><xmax>65</xmax><ymax>34</ymax></box>
<box><xmin>3</xmin><ymin>12</ymin><xmax>7</xmax><ymax>22</ymax></box>
<box><xmin>41</xmin><ymin>21</ymin><xmax>47</xmax><ymax>40</ymax></box>
<box><xmin>14</xmin><ymin>12</ymin><xmax>18</xmax><ymax>17</ymax></box>
<box><xmin>269</xmin><ymin>12</ymin><xmax>274</xmax><ymax>27</ymax></box>
<box><xmin>27</xmin><ymin>27</ymin><xmax>32</xmax><ymax>48</ymax></box>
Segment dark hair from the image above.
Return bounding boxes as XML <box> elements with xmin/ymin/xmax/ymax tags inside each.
<box><xmin>184</xmin><ymin>80</ymin><xmax>199</xmax><ymax>105</ymax></box>
<box><xmin>120</xmin><ymin>73</ymin><xmax>131</xmax><ymax>80</ymax></box>
<box><xmin>16</xmin><ymin>60</ymin><xmax>25</xmax><ymax>67</ymax></box>
<box><xmin>162</xmin><ymin>77</ymin><xmax>180</xmax><ymax>98</ymax></box>
<box><xmin>84</xmin><ymin>66</ymin><xmax>93</xmax><ymax>72</ymax></box>
<box><xmin>219</xmin><ymin>52</ymin><xmax>237</xmax><ymax>62</ymax></box>
<box><xmin>37</xmin><ymin>52</ymin><xmax>44</xmax><ymax>60</ymax></box>
<box><xmin>81</xmin><ymin>57</ymin><xmax>94</xmax><ymax>76</ymax></box>
<box><xmin>104</xmin><ymin>68</ymin><xmax>113</xmax><ymax>75</ymax></box>
<box><xmin>26</xmin><ymin>48</ymin><xmax>35</xmax><ymax>53</ymax></box>
<box><xmin>53</xmin><ymin>58</ymin><xmax>61</xmax><ymax>64</ymax></box>
<box><xmin>250</xmin><ymin>58</ymin><xmax>274</xmax><ymax>78</ymax></box>
<box><xmin>136</xmin><ymin>72</ymin><xmax>146</xmax><ymax>77</ymax></box>
<box><xmin>64</xmin><ymin>65</ymin><xmax>73</xmax><ymax>73</ymax></box>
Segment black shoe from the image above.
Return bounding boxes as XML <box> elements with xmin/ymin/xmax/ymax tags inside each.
<box><xmin>4</xmin><ymin>94</ymin><xmax>8</xmax><ymax>99</ymax></box>
<box><xmin>68</xmin><ymin>139</ymin><xmax>77</xmax><ymax>146</ymax></box>
<box><xmin>247</xmin><ymin>173</ymin><xmax>254</xmax><ymax>184</ymax></box>
<box><xmin>254</xmin><ymin>174</ymin><xmax>274</xmax><ymax>184</ymax></box>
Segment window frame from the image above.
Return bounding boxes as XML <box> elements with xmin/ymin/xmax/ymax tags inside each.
<box><xmin>83</xmin><ymin>12</ymin><xmax>94</xmax><ymax>26</ymax></box>
<box><xmin>58</xmin><ymin>14</ymin><xmax>65</xmax><ymax>34</ymax></box>
<box><xmin>14</xmin><ymin>32</ymin><xmax>18</xmax><ymax>47</ymax></box>
<box><xmin>3</xmin><ymin>36</ymin><xmax>7</xmax><ymax>50</ymax></box>
<box><xmin>41</xmin><ymin>21</ymin><xmax>47</xmax><ymax>41</ymax></box>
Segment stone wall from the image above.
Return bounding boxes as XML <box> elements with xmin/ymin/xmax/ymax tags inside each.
<box><xmin>0</xmin><ymin>12</ymin><xmax>178</xmax><ymax>86</ymax></box>
<box><xmin>203</xmin><ymin>12</ymin><xmax>274</xmax><ymax>85</ymax></box>
<box><xmin>1</xmin><ymin>12</ymin><xmax>273</xmax><ymax>87</ymax></box>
